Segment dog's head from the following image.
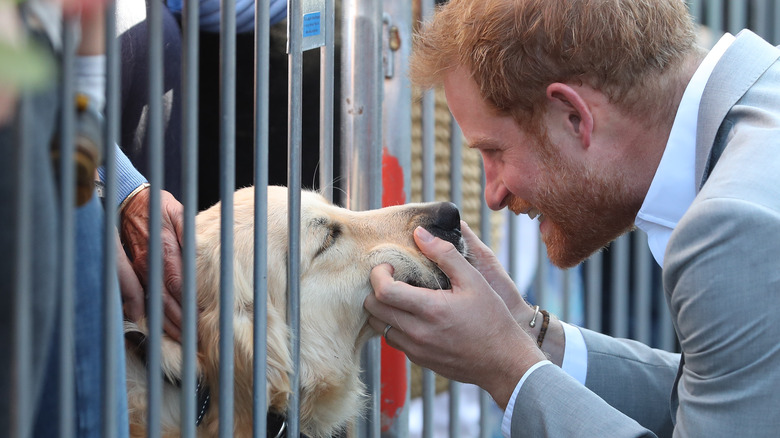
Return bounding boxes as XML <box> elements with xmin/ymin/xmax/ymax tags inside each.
<box><xmin>128</xmin><ymin>186</ymin><xmax>467</xmax><ymax>437</ymax></box>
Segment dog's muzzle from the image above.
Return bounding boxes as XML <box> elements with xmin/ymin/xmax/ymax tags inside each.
<box><xmin>419</xmin><ymin>201</ymin><xmax>465</xmax><ymax>253</ymax></box>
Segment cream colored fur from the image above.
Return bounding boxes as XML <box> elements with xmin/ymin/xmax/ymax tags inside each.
<box><xmin>125</xmin><ymin>186</ymin><xmax>465</xmax><ymax>437</ymax></box>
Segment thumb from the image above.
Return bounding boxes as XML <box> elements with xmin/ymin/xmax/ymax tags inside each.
<box><xmin>413</xmin><ymin>226</ymin><xmax>475</xmax><ymax>287</ymax></box>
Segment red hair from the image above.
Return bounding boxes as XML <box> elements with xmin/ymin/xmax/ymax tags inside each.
<box><xmin>410</xmin><ymin>0</ymin><xmax>698</xmax><ymax>129</ymax></box>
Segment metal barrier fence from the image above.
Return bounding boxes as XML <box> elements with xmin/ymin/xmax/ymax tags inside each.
<box><xmin>3</xmin><ymin>0</ymin><xmax>778</xmax><ymax>437</ymax></box>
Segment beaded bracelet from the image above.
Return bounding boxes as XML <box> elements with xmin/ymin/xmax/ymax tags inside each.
<box><xmin>536</xmin><ymin>310</ymin><xmax>550</xmax><ymax>349</ymax></box>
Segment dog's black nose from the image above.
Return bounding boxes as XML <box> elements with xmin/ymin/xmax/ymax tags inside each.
<box><xmin>431</xmin><ymin>202</ymin><xmax>460</xmax><ymax>231</ymax></box>
<box><xmin>422</xmin><ymin>202</ymin><xmax>464</xmax><ymax>252</ymax></box>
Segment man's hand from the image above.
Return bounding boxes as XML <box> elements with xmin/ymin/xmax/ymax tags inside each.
<box><xmin>364</xmin><ymin>226</ymin><xmax>547</xmax><ymax>409</ymax></box>
<box><xmin>120</xmin><ymin>187</ymin><xmax>184</xmax><ymax>341</ymax></box>
<box><xmin>115</xmin><ymin>231</ymin><xmax>144</xmax><ymax>321</ymax></box>
<box><xmin>460</xmin><ymin>220</ymin><xmax>529</xmax><ymax>322</ymax></box>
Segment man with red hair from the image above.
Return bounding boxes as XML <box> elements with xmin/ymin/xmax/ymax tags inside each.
<box><xmin>366</xmin><ymin>0</ymin><xmax>780</xmax><ymax>436</ymax></box>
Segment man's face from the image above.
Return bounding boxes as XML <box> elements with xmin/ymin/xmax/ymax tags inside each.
<box><xmin>443</xmin><ymin>67</ymin><xmax>638</xmax><ymax>268</ymax></box>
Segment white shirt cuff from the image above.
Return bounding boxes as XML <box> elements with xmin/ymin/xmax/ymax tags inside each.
<box><xmin>500</xmin><ymin>323</ymin><xmax>589</xmax><ymax>436</ymax></box>
<box><xmin>560</xmin><ymin>322</ymin><xmax>588</xmax><ymax>385</ymax></box>
<box><xmin>500</xmin><ymin>360</ymin><xmax>553</xmax><ymax>438</ymax></box>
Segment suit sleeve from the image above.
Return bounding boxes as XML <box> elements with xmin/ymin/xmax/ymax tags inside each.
<box><xmin>510</xmin><ymin>364</ymin><xmax>657</xmax><ymax>437</ymax></box>
<box><xmin>582</xmin><ymin>329</ymin><xmax>678</xmax><ymax>436</ymax></box>
<box><xmin>663</xmin><ymin>196</ymin><xmax>780</xmax><ymax>437</ymax></box>
<box><xmin>509</xmin><ymin>327</ymin><xmax>678</xmax><ymax>437</ymax></box>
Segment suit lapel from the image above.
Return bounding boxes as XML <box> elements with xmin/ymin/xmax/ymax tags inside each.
<box><xmin>695</xmin><ymin>30</ymin><xmax>780</xmax><ymax>190</ymax></box>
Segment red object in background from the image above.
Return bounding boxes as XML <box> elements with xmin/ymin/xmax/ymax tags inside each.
<box><xmin>380</xmin><ymin>147</ymin><xmax>407</xmax><ymax>432</ymax></box>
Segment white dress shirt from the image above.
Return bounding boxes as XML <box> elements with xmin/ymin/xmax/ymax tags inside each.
<box><xmin>501</xmin><ymin>33</ymin><xmax>737</xmax><ymax>437</ymax></box>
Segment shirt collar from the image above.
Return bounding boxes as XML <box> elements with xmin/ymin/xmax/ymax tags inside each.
<box><xmin>634</xmin><ymin>32</ymin><xmax>736</xmax><ymax>266</ymax></box>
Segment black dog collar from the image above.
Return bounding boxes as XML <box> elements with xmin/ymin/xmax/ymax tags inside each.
<box><xmin>195</xmin><ymin>379</ymin><xmax>211</xmax><ymax>427</ymax></box>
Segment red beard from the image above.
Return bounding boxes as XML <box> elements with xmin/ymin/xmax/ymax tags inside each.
<box><xmin>507</xmin><ymin>146</ymin><xmax>640</xmax><ymax>269</ymax></box>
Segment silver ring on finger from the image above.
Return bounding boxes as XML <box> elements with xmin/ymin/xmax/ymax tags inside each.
<box><xmin>383</xmin><ymin>324</ymin><xmax>393</xmax><ymax>341</ymax></box>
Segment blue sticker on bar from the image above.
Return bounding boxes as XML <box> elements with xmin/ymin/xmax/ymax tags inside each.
<box><xmin>303</xmin><ymin>12</ymin><xmax>321</xmax><ymax>37</ymax></box>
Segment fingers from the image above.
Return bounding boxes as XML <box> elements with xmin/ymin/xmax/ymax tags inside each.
<box><xmin>367</xmin><ymin>315</ymin><xmax>409</xmax><ymax>349</ymax></box>
<box><xmin>413</xmin><ymin>226</ymin><xmax>482</xmax><ymax>290</ymax></box>
<box><xmin>120</xmin><ymin>189</ymin><xmax>151</xmax><ymax>286</ymax></box>
<box><xmin>161</xmin><ymin>232</ymin><xmax>184</xmax><ymax>302</ymax></box>
<box><xmin>121</xmin><ymin>188</ymin><xmax>186</xmax><ymax>341</ymax></box>
<box><xmin>117</xmin><ymin>234</ymin><xmax>145</xmax><ymax>322</ymax></box>
<box><xmin>162</xmin><ymin>297</ymin><xmax>183</xmax><ymax>343</ymax></box>
<box><xmin>460</xmin><ymin>220</ymin><xmax>491</xmax><ymax>258</ymax></box>
<box><xmin>368</xmin><ymin>263</ymin><xmax>443</xmax><ymax>318</ymax></box>
<box><xmin>366</xmin><ymin>264</ymin><xmax>413</xmax><ymax>329</ymax></box>
<box><xmin>459</xmin><ymin>220</ymin><xmax>501</xmax><ymax>271</ymax></box>
<box><xmin>161</xmin><ymin>190</ymin><xmax>185</xmax><ymax>244</ymax></box>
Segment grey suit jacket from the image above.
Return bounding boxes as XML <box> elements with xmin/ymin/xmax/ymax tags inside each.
<box><xmin>511</xmin><ymin>30</ymin><xmax>780</xmax><ymax>437</ymax></box>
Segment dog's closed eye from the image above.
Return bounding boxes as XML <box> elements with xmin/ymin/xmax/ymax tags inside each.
<box><xmin>314</xmin><ymin>222</ymin><xmax>342</xmax><ymax>258</ymax></box>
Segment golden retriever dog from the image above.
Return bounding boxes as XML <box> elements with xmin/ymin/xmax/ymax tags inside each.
<box><xmin>125</xmin><ymin>185</ymin><xmax>466</xmax><ymax>437</ymax></box>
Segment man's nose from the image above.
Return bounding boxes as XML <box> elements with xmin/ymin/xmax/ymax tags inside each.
<box><xmin>482</xmin><ymin>164</ymin><xmax>509</xmax><ymax>210</ymax></box>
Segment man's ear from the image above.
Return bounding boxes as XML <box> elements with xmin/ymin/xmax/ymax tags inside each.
<box><xmin>545</xmin><ymin>83</ymin><xmax>593</xmax><ymax>149</ymax></box>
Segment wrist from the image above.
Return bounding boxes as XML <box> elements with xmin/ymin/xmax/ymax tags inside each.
<box><xmin>540</xmin><ymin>314</ymin><xmax>565</xmax><ymax>367</ymax></box>
<box><xmin>519</xmin><ymin>302</ymin><xmax>565</xmax><ymax>367</ymax></box>
<box><xmin>480</xmin><ymin>312</ymin><xmax>549</xmax><ymax>409</ymax></box>
<box><xmin>483</xmin><ymin>336</ymin><xmax>547</xmax><ymax>410</ymax></box>
<box><xmin>119</xmin><ymin>182</ymin><xmax>150</xmax><ymax>215</ymax></box>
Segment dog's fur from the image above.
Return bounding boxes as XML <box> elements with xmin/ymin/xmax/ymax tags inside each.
<box><xmin>125</xmin><ymin>186</ymin><xmax>466</xmax><ymax>437</ymax></box>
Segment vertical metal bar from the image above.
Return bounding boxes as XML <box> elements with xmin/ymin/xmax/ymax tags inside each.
<box><xmin>562</xmin><ymin>269</ymin><xmax>571</xmax><ymax>322</ymax></box>
<box><xmin>252</xmin><ymin>0</ymin><xmax>270</xmax><ymax>435</ymax></box>
<box><xmin>12</xmin><ymin>91</ymin><xmax>34</xmax><ymax>438</ymax></box>
<box><xmin>751</xmin><ymin>0</ymin><xmax>769</xmax><ymax>40</ymax></box>
<box><xmin>609</xmin><ymin>234</ymin><xmax>630</xmax><ymax>338</ymax></box>
<box><xmin>448</xmin><ymin>116</ymin><xmax>462</xmax><ymax>438</ymax></box>
<box><xmin>58</xmin><ymin>19</ymin><xmax>77</xmax><ymax>438</ymax></box>
<box><xmin>728</xmin><ymin>0</ymin><xmax>748</xmax><ymax>35</ymax></box>
<box><xmin>319</xmin><ymin>0</ymin><xmax>335</xmax><ymax>201</ymax></box>
<box><xmin>421</xmin><ymin>369</ymin><xmax>435</xmax><ymax>438</ymax></box>
<box><xmin>420</xmin><ymin>90</ymin><xmax>435</xmax><ymax>204</ymax></box>
<box><xmin>688</xmin><ymin>0</ymin><xmax>702</xmax><ymax>24</ymax></box>
<box><xmin>288</xmin><ymin>0</ymin><xmax>304</xmax><ymax>435</ymax></box>
<box><xmin>380</xmin><ymin>1</ymin><xmax>414</xmax><ymax>435</ymax></box>
<box><xmin>508</xmin><ymin>216</ymin><xmax>518</xmax><ymax>296</ymax></box>
<box><xmin>706</xmin><ymin>0</ymin><xmax>724</xmax><ymax>34</ymax></box>
<box><xmin>370</xmin><ymin>0</ymin><xmax>384</xmax><ymax>432</ymax></box>
<box><xmin>775</xmin><ymin>1</ymin><xmax>780</xmax><ymax>45</ymax></box>
<box><xmin>380</xmin><ymin>0</ymin><xmax>414</xmax><ymax>205</ymax></box>
<box><xmin>585</xmin><ymin>253</ymin><xmax>603</xmax><ymax>332</ymax></box>
<box><xmin>181</xmin><ymin>0</ymin><xmax>200</xmax><ymax>434</ymax></box>
<box><xmin>253</xmin><ymin>0</ymin><xmax>270</xmax><ymax>435</ymax></box>
<box><xmin>478</xmin><ymin>167</ymin><xmax>492</xmax><ymax>438</ymax></box>
<box><xmin>103</xmin><ymin>3</ymin><xmax>121</xmax><ymax>436</ymax></box>
<box><xmin>534</xmin><ymin>236</ymin><xmax>548</xmax><ymax>310</ymax></box>
<box><xmin>219</xmin><ymin>0</ymin><xmax>237</xmax><ymax>435</ymax></box>
<box><xmin>341</xmin><ymin>0</ymin><xmax>384</xmax><ymax>435</ymax></box>
<box><xmin>341</xmin><ymin>0</ymin><xmax>384</xmax><ymax>209</ymax></box>
<box><xmin>449</xmin><ymin>119</ymin><xmax>463</xmax><ymax>207</ymax></box>
<box><xmin>419</xmin><ymin>1</ymin><xmax>436</xmax><ymax>435</ymax></box>
<box><xmin>146</xmin><ymin>0</ymin><xmax>165</xmax><ymax>436</ymax></box>
<box><xmin>657</xmin><ymin>272</ymin><xmax>676</xmax><ymax>352</ymax></box>
<box><xmin>419</xmin><ymin>0</ymin><xmax>435</xmax><ymax>204</ymax></box>
<box><xmin>632</xmin><ymin>231</ymin><xmax>652</xmax><ymax>345</ymax></box>
<box><xmin>360</xmin><ymin>337</ymin><xmax>382</xmax><ymax>438</ymax></box>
